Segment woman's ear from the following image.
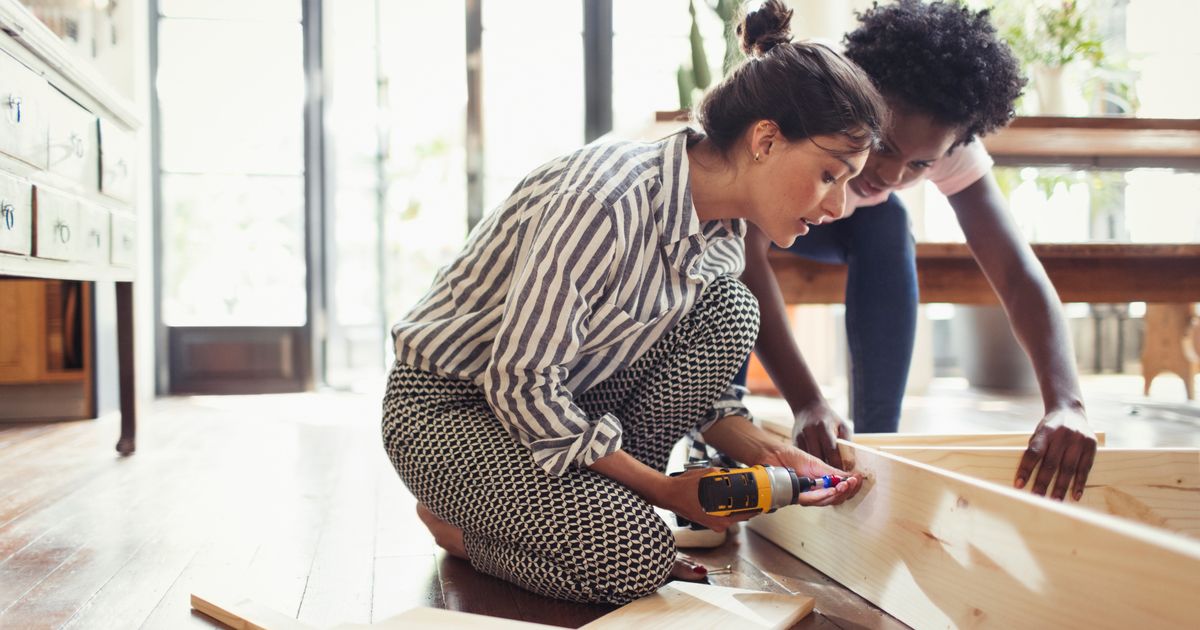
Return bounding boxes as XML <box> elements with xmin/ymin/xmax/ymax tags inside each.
<box><xmin>749</xmin><ymin>120</ymin><xmax>780</xmax><ymax>163</ymax></box>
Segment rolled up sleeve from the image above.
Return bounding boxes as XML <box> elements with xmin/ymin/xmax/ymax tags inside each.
<box><xmin>482</xmin><ymin>189</ymin><xmax>623</xmax><ymax>476</ymax></box>
<box><xmin>699</xmin><ymin>383</ymin><xmax>754</xmax><ymax>432</ymax></box>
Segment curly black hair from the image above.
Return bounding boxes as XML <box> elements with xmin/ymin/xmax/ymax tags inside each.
<box><xmin>844</xmin><ymin>0</ymin><xmax>1026</xmax><ymax>146</ymax></box>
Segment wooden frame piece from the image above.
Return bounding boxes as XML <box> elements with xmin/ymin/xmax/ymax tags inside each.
<box><xmin>192</xmin><ymin>582</ymin><xmax>811</xmax><ymax>629</ymax></box>
<box><xmin>767</xmin><ymin>243</ymin><xmax>1200</xmax><ymax>305</ymax></box>
<box><xmin>190</xmin><ymin>592</ymin><xmax>562</xmax><ymax>629</ymax></box>
<box><xmin>879</xmin><ymin>446</ymin><xmax>1200</xmax><ymax>537</ymax></box>
<box><xmin>853</xmin><ymin>430</ymin><xmax>1107</xmax><ymax>448</ymax></box>
<box><xmin>758</xmin><ymin>417</ymin><xmax>1106</xmax><ymax>448</ymax></box>
<box><xmin>748</xmin><ymin>439</ymin><xmax>1200</xmax><ymax>629</ymax></box>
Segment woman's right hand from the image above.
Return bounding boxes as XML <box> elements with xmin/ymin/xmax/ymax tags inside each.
<box><xmin>650</xmin><ymin>468</ymin><xmax>759</xmax><ymax>532</ymax></box>
<box><xmin>792</xmin><ymin>401</ymin><xmax>855</xmax><ymax>470</ymax></box>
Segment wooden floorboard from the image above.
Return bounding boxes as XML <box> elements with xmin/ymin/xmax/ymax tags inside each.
<box><xmin>0</xmin><ymin>379</ymin><xmax>1194</xmax><ymax>629</ymax></box>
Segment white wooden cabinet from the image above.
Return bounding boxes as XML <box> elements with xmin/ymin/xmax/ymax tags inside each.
<box><xmin>0</xmin><ymin>0</ymin><xmax>141</xmax><ymax>454</ymax></box>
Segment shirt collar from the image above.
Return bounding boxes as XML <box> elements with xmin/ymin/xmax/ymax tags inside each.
<box><xmin>658</xmin><ymin>128</ymin><xmax>703</xmax><ymax>246</ymax></box>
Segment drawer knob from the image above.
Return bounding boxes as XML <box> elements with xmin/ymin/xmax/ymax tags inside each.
<box><xmin>90</xmin><ymin>229</ymin><xmax>101</xmax><ymax>247</ymax></box>
<box><xmin>55</xmin><ymin>220</ymin><xmax>71</xmax><ymax>244</ymax></box>
<box><xmin>1</xmin><ymin>202</ymin><xmax>14</xmax><ymax>230</ymax></box>
<box><xmin>5</xmin><ymin>95</ymin><xmax>21</xmax><ymax>125</ymax></box>
<box><xmin>69</xmin><ymin>133</ymin><xmax>85</xmax><ymax>157</ymax></box>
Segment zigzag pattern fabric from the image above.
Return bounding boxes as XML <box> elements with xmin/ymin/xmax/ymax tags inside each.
<box><xmin>380</xmin><ymin>276</ymin><xmax>759</xmax><ymax>604</ymax></box>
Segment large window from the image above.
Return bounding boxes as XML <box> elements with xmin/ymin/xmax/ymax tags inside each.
<box><xmin>323</xmin><ymin>0</ymin><xmax>470</xmax><ymax>387</ymax></box>
<box><xmin>611</xmin><ymin>0</ymin><xmax>735</xmax><ymax>136</ymax></box>
<box><xmin>480</xmin><ymin>1</ymin><xmax>585</xmax><ymax>212</ymax></box>
<box><xmin>157</xmin><ymin>4</ymin><xmax>307</xmax><ymax>326</ymax></box>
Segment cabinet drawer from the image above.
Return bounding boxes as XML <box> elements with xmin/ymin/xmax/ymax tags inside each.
<box><xmin>0</xmin><ymin>50</ymin><xmax>49</xmax><ymax>169</ymax></box>
<box><xmin>77</xmin><ymin>202</ymin><xmax>110</xmax><ymax>265</ymax></box>
<box><xmin>35</xmin><ymin>187</ymin><xmax>80</xmax><ymax>261</ymax></box>
<box><xmin>46</xmin><ymin>88</ymin><xmax>99</xmax><ymax>191</ymax></box>
<box><xmin>110</xmin><ymin>211</ymin><xmax>135</xmax><ymax>268</ymax></box>
<box><xmin>99</xmin><ymin>119</ymin><xmax>135</xmax><ymax>203</ymax></box>
<box><xmin>0</xmin><ymin>171</ymin><xmax>33</xmax><ymax>256</ymax></box>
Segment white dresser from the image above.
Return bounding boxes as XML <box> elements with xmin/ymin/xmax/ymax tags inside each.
<box><xmin>0</xmin><ymin>0</ymin><xmax>140</xmax><ymax>454</ymax></box>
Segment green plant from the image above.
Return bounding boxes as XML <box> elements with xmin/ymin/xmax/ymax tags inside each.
<box><xmin>1001</xmin><ymin>0</ymin><xmax>1104</xmax><ymax>68</ymax></box>
<box><xmin>677</xmin><ymin>0</ymin><xmax>745</xmax><ymax>110</ymax></box>
<box><xmin>985</xmin><ymin>0</ymin><xmax>1137</xmax><ymax>115</ymax></box>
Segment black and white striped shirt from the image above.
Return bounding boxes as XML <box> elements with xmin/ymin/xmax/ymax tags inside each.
<box><xmin>392</xmin><ymin>130</ymin><xmax>752</xmax><ymax>476</ymax></box>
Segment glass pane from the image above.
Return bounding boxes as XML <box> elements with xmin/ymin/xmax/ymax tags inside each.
<box><xmin>483</xmin><ymin>0</ymin><xmax>579</xmax><ymax>33</ymax></box>
<box><xmin>1124</xmin><ymin>170</ymin><xmax>1200</xmax><ymax>242</ymax></box>
<box><xmin>378</xmin><ymin>0</ymin><xmax>469</xmax><ymax>321</ymax></box>
<box><xmin>1126</xmin><ymin>0</ymin><xmax>1200</xmax><ymax>118</ymax></box>
<box><xmin>160</xmin><ymin>0</ymin><xmax>301</xmax><ymax>21</ymax></box>
<box><xmin>481</xmin><ymin>28</ymin><xmax>583</xmax><ymax>211</ymax></box>
<box><xmin>322</xmin><ymin>0</ymin><xmax>469</xmax><ymax>386</ymax></box>
<box><xmin>612</xmin><ymin>0</ymin><xmax>734</xmax><ymax>134</ymax></box>
<box><xmin>921</xmin><ymin>168</ymin><xmax>1200</xmax><ymax>245</ymax></box>
<box><xmin>612</xmin><ymin>34</ymin><xmax>690</xmax><ymax>133</ymax></box>
<box><xmin>157</xmin><ymin>19</ymin><xmax>304</xmax><ymax>174</ymax></box>
<box><xmin>162</xmin><ymin>174</ymin><xmax>306</xmax><ymax>326</ymax></box>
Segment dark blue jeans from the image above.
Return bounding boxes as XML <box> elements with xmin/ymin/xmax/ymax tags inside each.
<box><xmin>737</xmin><ymin>194</ymin><xmax>917</xmax><ymax>433</ymax></box>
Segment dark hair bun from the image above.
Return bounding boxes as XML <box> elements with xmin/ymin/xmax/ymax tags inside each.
<box><xmin>738</xmin><ymin>0</ymin><xmax>793</xmax><ymax>57</ymax></box>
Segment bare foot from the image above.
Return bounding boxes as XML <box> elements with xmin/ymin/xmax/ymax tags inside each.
<box><xmin>416</xmin><ymin>503</ymin><xmax>468</xmax><ymax>560</ymax></box>
<box><xmin>670</xmin><ymin>554</ymin><xmax>708</xmax><ymax>581</ymax></box>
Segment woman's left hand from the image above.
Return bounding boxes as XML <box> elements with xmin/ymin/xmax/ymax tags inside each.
<box><xmin>759</xmin><ymin>446</ymin><xmax>863</xmax><ymax>507</ymax></box>
<box><xmin>1015</xmin><ymin>407</ymin><xmax>1097</xmax><ymax>501</ymax></box>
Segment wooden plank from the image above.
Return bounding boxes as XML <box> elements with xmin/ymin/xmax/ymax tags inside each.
<box><xmin>296</xmin><ymin>426</ymin><xmax>379</xmax><ymax>628</ymax></box>
<box><xmin>770</xmin><ymin>244</ymin><xmax>1200</xmax><ymax>305</ymax></box>
<box><xmin>880</xmin><ymin>447</ymin><xmax>1200</xmax><ymax>537</ymax></box>
<box><xmin>690</xmin><ymin>526</ymin><xmax>906</xmax><ymax>629</ymax></box>
<box><xmin>983</xmin><ymin>116</ymin><xmax>1200</xmax><ymax>168</ymax></box>
<box><xmin>340</xmin><ymin>607</ymin><xmax>563</xmax><ymax>629</ymax></box>
<box><xmin>191</xmin><ymin>592</ymin><xmax>314</xmax><ymax>630</ymax></box>
<box><xmin>581</xmin><ymin>582</ymin><xmax>813</xmax><ymax>630</ymax></box>
<box><xmin>748</xmin><ymin>440</ymin><xmax>1200</xmax><ymax>629</ymax></box>
<box><xmin>758</xmin><ymin>420</ymin><xmax>1107</xmax><ymax>448</ymax></box>
<box><xmin>194</xmin><ymin>593</ymin><xmax>581</xmax><ymax>630</ymax></box>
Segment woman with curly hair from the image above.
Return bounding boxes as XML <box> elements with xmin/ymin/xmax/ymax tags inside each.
<box><xmin>740</xmin><ymin>0</ymin><xmax>1098</xmax><ymax>501</ymax></box>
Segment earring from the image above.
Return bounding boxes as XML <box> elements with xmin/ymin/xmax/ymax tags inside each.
<box><xmin>754</xmin><ymin>152</ymin><xmax>761</xmax><ymax>162</ymax></box>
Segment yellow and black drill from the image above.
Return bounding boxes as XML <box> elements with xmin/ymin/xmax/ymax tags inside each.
<box><xmin>676</xmin><ymin>464</ymin><xmax>845</xmax><ymax>528</ymax></box>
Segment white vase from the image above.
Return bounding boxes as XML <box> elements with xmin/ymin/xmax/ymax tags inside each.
<box><xmin>1034</xmin><ymin>64</ymin><xmax>1068</xmax><ymax>116</ymax></box>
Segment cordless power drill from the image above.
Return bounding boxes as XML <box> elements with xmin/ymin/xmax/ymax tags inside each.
<box><xmin>676</xmin><ymin>464</ymin><xmax>845</xmax><ymax>528</ymax></box>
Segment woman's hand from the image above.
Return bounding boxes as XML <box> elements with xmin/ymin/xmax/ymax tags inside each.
<box><xmin>649</xmin><ymin>468</ymin><xmax>759</xmax><ymax>532</ymax></box>
<box><xmin>1016</xmin><ymin>407</ymin><xmax>1097</xmax><ymax>501</ymax></box>
<box><xmin>792</xmin><ymin>401</ymin><xmax>855</xmax><ymax>470</ymax></box>
<box><xmin>760</xmin><ymin>445</ymin><xmax>862</xmax><ymax>507</ymax></box>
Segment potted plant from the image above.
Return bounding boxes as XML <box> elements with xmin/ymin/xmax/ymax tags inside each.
<box><xmin>677</xmin><ymin>0</ymin><xmax>744</xmax><ymax>110</ymax></box>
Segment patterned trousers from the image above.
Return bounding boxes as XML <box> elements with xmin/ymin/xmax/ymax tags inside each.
<box><xmin>380</xmin><ymin>276</ymin><xmax>759</xmax><ymax>604</ymax></box>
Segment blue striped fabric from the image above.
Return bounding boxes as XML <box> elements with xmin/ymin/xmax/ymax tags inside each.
<box><xmin>392</xmin><ymin>129</ymin><xmax>752</xmax><ymax>476</ymax></box>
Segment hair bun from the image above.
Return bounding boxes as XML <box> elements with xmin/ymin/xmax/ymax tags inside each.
<box><xmin>738</xmin><ymin>0</ymin><xmax>793</xmax><ymax>57</ymax></box>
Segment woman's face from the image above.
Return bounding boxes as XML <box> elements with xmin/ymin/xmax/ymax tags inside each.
<box><xmin>848</xmin><ymin>107</ymin><xmax>960</xmax><ymax>199</ymax></box>
<box><xmin>749</xmin><ymin>132</ymin><xmax>868</xmax><ymax>248</ymax></box>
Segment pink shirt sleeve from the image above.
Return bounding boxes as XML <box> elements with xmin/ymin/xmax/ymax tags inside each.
<box><xmin>928</xmin><ymin>138</ymin><xmax>993</xmax><ymax>197</ymax></box>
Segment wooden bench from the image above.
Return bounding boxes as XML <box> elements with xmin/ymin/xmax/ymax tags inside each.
<box><xmin>770</xmin><ymin>242</ymin><xmax>1200</xmax><ymax>304</ymax></box>
<box><xmin>764</xmin><ymin>242</ymin><xmax>1200</xmax><ymax>398</ymax></box>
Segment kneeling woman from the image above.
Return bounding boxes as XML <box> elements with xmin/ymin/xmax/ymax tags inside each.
<box><xmin>382</xmin><ymin>1</ymin><xmax>882</xmax><ymax>605</ymax></box>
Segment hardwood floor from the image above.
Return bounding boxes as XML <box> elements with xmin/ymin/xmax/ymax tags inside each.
<box><xmin>0</xmin><ymin>377</ymin><xmax>1195</xmax><ymax>629</ymax></box>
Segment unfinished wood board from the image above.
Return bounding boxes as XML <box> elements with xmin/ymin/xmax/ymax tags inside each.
<box><xmin>581</xmin><ymin>581</ymin><xmax>813</xmax><ymax>630</ymax></box>
<box><xmin>335</xmin><ymin>607</ymin><xmax>563</xmax><ymax>629</ymax></box>
<box><xmin>881</xmin><ymin>446</ymin><xmax>1200</xmax><ymax>537</ymax></box>
<box><xmin>191</xmin><ymin>592</ymin><xmax>312</xmax><ymax>630</ymax></box>
<box><xmin>191</xmin><ymin>593</ymin><xmax>560</xmax><ymax>630</ymax></box>
<box><xmin>757</xmin><ymin>422</ymin><xmax>1107</xmax><ymax>448</ymax></box>
<box><xmin>748</xmin><ymin>440</ymin><xmax>1200</xmax><ymax>629</ymax></box>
